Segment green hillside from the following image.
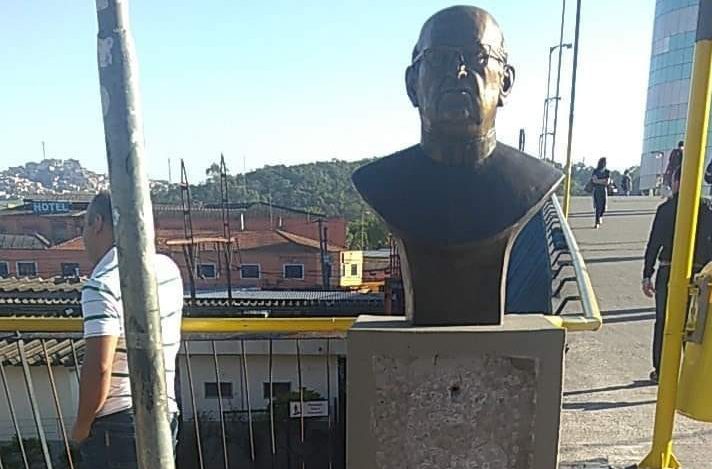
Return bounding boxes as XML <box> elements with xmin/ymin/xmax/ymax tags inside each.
<box><xmin>151</xmin><ymin>157</ymin><xmax>640</xmax><ymax>249</ymax></box>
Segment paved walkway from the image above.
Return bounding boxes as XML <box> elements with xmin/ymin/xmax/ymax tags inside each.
<box><xmin>559</xmin><ymin>196</ymin><xmax>712</xmax><ymax>468</ymax></box>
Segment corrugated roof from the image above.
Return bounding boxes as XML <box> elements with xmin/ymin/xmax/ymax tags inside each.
<box><xmin>0</xmin><ymin>338</ymin><xmax>84</xmax><ymax>366</ymax></box>
<box><xmin>164</xmin><ymin>229</ymin><xmax>344</xmax><ymax>251</ymax></box>
<box><xmin>49</xmin><ymin>236</ymin><xmax>86</xmax><ymax>250</ymax></box>
<box><xmin>0</xmin><ymin>233</ymin><xmax>51</xmax><ymax>250</ymax></box>
<box><xmin>0</xmin><ymin>277</ymin><xmax>384</xmax><ymax>317</ymax></box>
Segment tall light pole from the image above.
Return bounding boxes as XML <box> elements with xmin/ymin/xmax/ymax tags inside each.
<box><xmin>539</xmin><ymin>43</ymin><xmax>572</xmax><ymax>159</ymax></box>
<box><xmin>551</xmin><ymin>0</ymin><xmax>568</xmax><ymax>164</ymax></box>
<box><xmin>563</xmin><ymin>0</ymin><xmax>582</xmax><ymax>218</ymax></box>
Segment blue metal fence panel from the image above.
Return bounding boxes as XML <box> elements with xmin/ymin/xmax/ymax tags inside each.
<box><xmin>506</xmin><ymin>211</ymin><xmax>553</xmax><ymax>314</ymax></box>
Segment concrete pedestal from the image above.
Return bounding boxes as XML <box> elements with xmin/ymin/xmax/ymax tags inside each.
<box><xmin>347</xmin><ymin>315</ymin><xmax>566</xmax><ymax>469</ymax></box>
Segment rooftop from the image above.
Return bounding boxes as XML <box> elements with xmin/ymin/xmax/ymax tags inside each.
<box><xmin>0</xmin><ymin>276</ymin><xmax>383</xmax><ymax>317</ymax></box>
<box><xmin>0</xmin><ymin>233</ymin><xmax>51</xmax><ymax>250</ymax></box>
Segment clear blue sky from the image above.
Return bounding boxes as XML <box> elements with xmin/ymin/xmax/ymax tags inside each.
<box><xmin>0</xmin><ymin>1</ymin><xmax>653</xmax><ymax>182</ymax></box>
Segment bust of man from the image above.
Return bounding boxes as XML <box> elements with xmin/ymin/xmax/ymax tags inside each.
<box><xmin>353</xmin><ymin>5</ymin><xmax>562</xmax><ymax>325</ymax></box>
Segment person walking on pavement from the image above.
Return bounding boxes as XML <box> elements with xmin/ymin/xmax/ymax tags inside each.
<box><xmin>642</xmin><ymin>168</ymin><xmax>712</xmax><ymax>383</ymax></box>
<box><xmin>591</xmin><ymin>157</ymin><xmax>610</xmax><ymax>228</ymax></box>
<box><xmin>621</xmin><ymin>170</ymin><xmax>632</xmax><ymax>196</ymax></box>
<box><xmin>663</xmin><ymin>141</ymin><xmax>684</xmax><ymax>190</ymax></box>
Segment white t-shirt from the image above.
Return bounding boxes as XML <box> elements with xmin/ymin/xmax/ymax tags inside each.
<box><xmin>81</xmin><ymin>247</ymin><xmax>183</xmax><ymax>417</ymax></box>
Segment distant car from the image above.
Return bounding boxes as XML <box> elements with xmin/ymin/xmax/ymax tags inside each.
<box><xmin>607</xmin><ymin>183</ymin><xmax>618</xmax><ymax>196</ymax></box>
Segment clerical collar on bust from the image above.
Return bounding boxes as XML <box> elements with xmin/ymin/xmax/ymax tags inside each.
<box><xmin>420</xmin><ymin>127</ymin><xmax>497</xmax><ymax>168</ymax></box>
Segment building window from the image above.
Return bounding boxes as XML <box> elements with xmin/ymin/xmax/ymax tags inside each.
<box><xmin>198</xmin><ymin>263</ymin><xmax>217</xmax><ymax>279</ymax></box>
<box><xmin>61</xmin><ymin>263</ymin><xmax>80</xmax><ymax>277</ymax></box>
<box><xmin>283</xmin><ymin>264</ymin><xmax>304</xmax><ymax>280</ymax></box>
<box><xmin>240</xmin><ymin>264</ymin><xmax>260</xmax><ymax>279</ymax></box>
<box><xmin>263</xmin><ymin>382</ymin><xmax>292</xmax><ymax>399</ymax></box>
<box><xmin>350</xmin><ymin>264</ymin><xmax>358</xmax><ymax>276</ymax></box>
<box><xmin>204</xmin><ymin>382</ymin><xmax>233</xmax><ymax>399</ymax></box>
<box><xmin>16</xmin><ymin>262</ymin><xmax>37</xmax><ymax>277</ymax></box>
<box><xmin>0</xmin><ymin>262</ymin><xmax>8</xmax><ymax>278</ymax></box>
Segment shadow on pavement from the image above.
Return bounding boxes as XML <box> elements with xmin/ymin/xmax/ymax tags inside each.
<box><xmin>603</xmin><ymin>314</ymin><xmax>655</xmax><ymax>324</ymax></box>
<box><xmin>564</xmin><ymin>380</ymin><xmax>654</xmax><ymax>397</ymax></box>
<box><xmin>586</xmin><ymin>256</ymin><xmax>644</xmax><ymax>264</ymax></box>
<box><xmin>569</xmin><ymin>209</ymin><xmax>657</xmax><ymax>219</ymax></box>
<box><xmin>601</xmin><ymin>307</ymin><xmax>655</xmax><ymax>317</ymax></box>
<box><xmin>562</xmin><ymin>400</ymin><xmax>657</xmax><ymax>411</ymax></box>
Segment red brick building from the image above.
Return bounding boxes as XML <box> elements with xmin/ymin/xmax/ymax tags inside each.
<box><xmin>0</xmin><ymin>197</ymin><xmax>346</xmax><ymax>291</ymax></box>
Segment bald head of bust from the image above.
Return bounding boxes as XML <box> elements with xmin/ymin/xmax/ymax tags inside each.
<box><xmin>406</xmin><ymin>6</ymin><xmax>515</xmax><ymax>165</ymax></box>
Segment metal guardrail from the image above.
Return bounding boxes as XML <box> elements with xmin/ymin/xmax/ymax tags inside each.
<box><xmin>544</xmin><ymin>195</ymin><xmax>602</xmax><ymax>332</ymax></box>
<box><xmin>0</xmin><ymin>331</ymin><xmax>347</xmax><ymax>469</ymax></box>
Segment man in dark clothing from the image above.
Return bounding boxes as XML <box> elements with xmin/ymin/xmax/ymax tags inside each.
<box><xmin>621</xmin><ymin>170</ymin><xmax>632</xmax><ymax>196</ymax></box>
<box><xmin>663</xmin><ymin>141</ymin><xmax>684</xmax><ymax>189</ymax></box>
<box><xmin>642</xmin><ymin>167</ymin><xmax>712</xmax><ymax>383</ymax></box>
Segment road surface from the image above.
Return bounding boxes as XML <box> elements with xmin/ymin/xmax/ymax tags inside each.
<box><xmin>559</xmin><ymin>196</ymin><xmax>712</xmax><ymax>468</ymax></box>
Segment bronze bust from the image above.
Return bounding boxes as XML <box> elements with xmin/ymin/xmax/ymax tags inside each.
<box><xmin>353</xmin><ymin>5</ymin><xmax>563</xmax><ymax>325</ymax></box>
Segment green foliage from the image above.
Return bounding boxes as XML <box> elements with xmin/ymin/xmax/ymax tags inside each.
<box><xmin>153</xmin><ymin>157</ymin><xmax>642</xmax><ymax>251</ymax></box>
<box><xmin>152</xmin><ymin>158</ymin><xmax>390</xmax><ymax>249</ymax></box>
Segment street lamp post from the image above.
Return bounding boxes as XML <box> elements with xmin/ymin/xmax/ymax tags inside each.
<box><xmin>539</xmin><ymin>43</ymin><xmax>572</xmax><ymax>159</ymax></box>
<box><xmin>551</xmin><ymin>0</ymin><xmax>568</xmax><ymax>164</ymax></box>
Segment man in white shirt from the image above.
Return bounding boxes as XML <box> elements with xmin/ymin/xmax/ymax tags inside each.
<box><xmin>71</xmin><ymin>192</ymin><xmax>183</xmax><ymax>468</ymax></box>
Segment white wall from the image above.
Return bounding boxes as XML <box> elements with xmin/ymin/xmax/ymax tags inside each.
<box><xmin>0</xmin><ymin>339</ymin><xmax>346</xmax><ymax>442</ymax></box>
<box><xmin>0</xmin><ymin>365</ymin><xmax>78</xmax><ymax>442</ymax></box>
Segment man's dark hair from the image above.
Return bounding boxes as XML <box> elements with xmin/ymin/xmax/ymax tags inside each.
<box><xmin>87</xmin><ymin>191</ymin><xmax>114</xmax><ymax>229</ymax></box>
<box><xmin>678</xmin><ymin>141</ymin><xmax>684</xmax><ymax>148</ymax></box>
<box><xmin>596</xmin><ymin>157</ymin><xmax>607</xmax><ymax>171</ymax></box>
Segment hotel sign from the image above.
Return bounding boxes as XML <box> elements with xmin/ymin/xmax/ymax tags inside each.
<box><xmin>32</xmin><ymin>201</ymin><xmax>71</xmax><ymax>214</ymax></box>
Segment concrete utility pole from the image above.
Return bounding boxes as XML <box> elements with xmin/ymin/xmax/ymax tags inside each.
<box><xmin>93</xmin><ymin>1</ymin><xmax>175</xmax><ymax>468</ymax></box>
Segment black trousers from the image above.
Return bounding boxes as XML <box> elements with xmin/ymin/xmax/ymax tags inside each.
<box><xmin>593</xmin><ymin>189</ymin><xmax>607</xmax><ymax>224</ymax></box>
<box><xmin>653</xmin><ymin>265</ymin><xmax>670</xmax><ymax>373</ymax></box>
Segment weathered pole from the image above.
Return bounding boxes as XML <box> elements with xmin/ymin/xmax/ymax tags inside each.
<box><xmin>93</xmin><ymin>1</ymin><xmax>176</xmax><ymax>468</ymax></box>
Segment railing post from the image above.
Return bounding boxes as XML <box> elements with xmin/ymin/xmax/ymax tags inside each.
<box><xmin>640</xmin><ymin>1</ymin><xmax>712</xmax><ymax>466</ymax></box>
<box><xmin>93</xmin><ymin>1</ymin><xmax>175</xmax><ymax>468</ymax></box>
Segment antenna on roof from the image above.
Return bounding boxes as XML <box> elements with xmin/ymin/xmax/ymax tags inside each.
<box><xmin>219</xmin><ymin>153</ymin><xmax>241</xmax><ymax>300</ymax></box>
<box><xmin>179</xmin><ymin>159</ymin><xmax>197</xmax><ymax>299</ymax></box>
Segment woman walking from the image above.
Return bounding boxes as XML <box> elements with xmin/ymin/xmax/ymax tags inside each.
<box><xmin>591</xmin><ymin>157</ymin><xmax>610</xmax><ymax>228</ymax></box>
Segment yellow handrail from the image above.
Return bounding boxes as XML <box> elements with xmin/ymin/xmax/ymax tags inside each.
<box><xmin>0</xmin><ymin>317</ymin><xmax>356</xmax><ymax>334</ymax></box>
<box><xmin>546</xmin><ymin>195</ymin><xmax>603</xmax><ymax>332</ymax></box>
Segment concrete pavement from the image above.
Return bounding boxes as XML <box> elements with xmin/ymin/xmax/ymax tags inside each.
<box><xmin>559</xmin><ymin>196</ymin><xmax>712</xmax><ymax>468</ymax></box>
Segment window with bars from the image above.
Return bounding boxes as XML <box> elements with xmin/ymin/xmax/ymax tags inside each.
<box><xmin>198</xmin><ymin>263</ymin><xmax>217</xmax><ymax>279</ymax></box>
<box><xmin>17</xmin><ymin>261</ymin><xmax>37</xmax><ymax>277</ymax></box>
<box><xmin>204</xmin><ymin>382</ymin><xmax>233</xmax><ymax>399</ymax></box>
<box><xmin>263</xmin><ymin>382</ymin><xmax>292</xmax><ymax>399</ymax></box>
<box><xmin>240</xmin><ymin>264</ymin><xmax>260</xmax><ymax>279</ymax></box>
<box><xmin>283</xmin><ymin>264</ymin><xmax>304</xmax><ymax>279</ymax></box>
<box><xmin>61</xmin><ymin>263</ymin><xmax>80</xmax><ymax>277</ymax></box>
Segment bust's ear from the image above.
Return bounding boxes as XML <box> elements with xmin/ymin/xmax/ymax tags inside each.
<box><xmin>498</xmin><ymin>64</ymin><xmax>515</xmax><ymax>107</ymax></box>
<box><xmin>405</xmin><ymin>65</ymin><xmax>419</xmax><ymax>107</ymax></box>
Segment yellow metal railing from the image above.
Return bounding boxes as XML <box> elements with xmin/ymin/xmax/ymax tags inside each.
<box><xmin>546</xmin><ymin>195</ymin><xmax>603</xmax><ymax>332</ymax></box>
<box><xmin>0</xmin><ymin>317</ymin><xmax>356</xmax><ymax>334</ymax></box>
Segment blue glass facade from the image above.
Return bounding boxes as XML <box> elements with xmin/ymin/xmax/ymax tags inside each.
<box><xmin>640</xmin><ymin>0</ymin><xmax>712</xmax><ymax>191</ymax></box>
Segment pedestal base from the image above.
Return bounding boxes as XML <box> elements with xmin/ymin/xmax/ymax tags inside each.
<box><xmin>347</xmin><ymin>315</ymin><xmax>566</xmax><ymax>469</ymax></box>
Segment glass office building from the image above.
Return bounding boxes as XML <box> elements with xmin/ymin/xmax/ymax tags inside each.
<box><xmin>639</xmin><ymin>0</ymin><xmax>712</xmax><ymax>192</ymax></box>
